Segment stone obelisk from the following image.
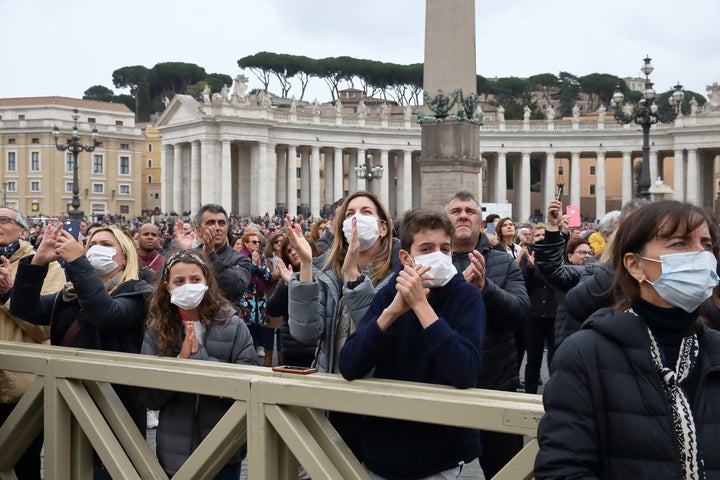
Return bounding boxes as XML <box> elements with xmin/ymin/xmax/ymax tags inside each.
<box><xmin>419</xmin><ymin>0</ymin><xmax>481</xmax><ymax>211</ymax></box>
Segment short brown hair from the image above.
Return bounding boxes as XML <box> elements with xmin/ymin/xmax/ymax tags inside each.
<box><xmin>398</xmin><ymin>209</ymin><xmax>455</xmax><ymax>251</ymax></box>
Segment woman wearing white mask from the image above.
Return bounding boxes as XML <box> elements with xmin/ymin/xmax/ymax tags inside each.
<box><xmin>10</xmin><ymin>223</ymin><xmax>153</xmax><ymax>477</ymax></box>
<box><xmin>139</xmin><ymin>249</ymin><xmax>256</xmax><ymax>478</ymax></box>
<box><xmin>535</xmin><ymin>200</ymin><xmax>720</xmax><ymax>480</ymax></box>
<box><xmin>285</xmin><ymin>190</ymin><xmax>399</xmax><ymax>457</ymax></box>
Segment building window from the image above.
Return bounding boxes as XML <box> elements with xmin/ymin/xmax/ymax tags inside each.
<box><xmin>147</xmin><ymin>144</ymin><xmax>153</xmax><ymax>153</ymax></box>
<box><xmin>120</xmin><ymin>205</ymin><xmax>129</xmax><ymax>214</ymax></box>
<box><xmin>30</xmin><ymin>181</ymin><xmax>40</xmax><ymax>192</ymax></box>
<box><xmin>65</xmin><ymin>182</ymin><xmax>73</xmax><ymax>193</ymax></box>
<box><xmin>119</xmin><ymin>156</ymin><xmax>130</xmax><ymax>175</ymax></box>
<box><xmin>65</xmin><ymin>153</ymin><xmax>73</xmax><ymax>172</ymax></box>
<box><xmin>120</xmin><ymin>143</ymin><xmax>129</xmax><ymax>150</ymax></box>
<box><xmin>7</xmin><ymin>152</ymin><xmax>16</xmax><ymax>171</ymax></box>
<box><xmin>7</xmin><ymin>182</ymin><xmax>16</xmax><ymax>192</ymax></box>
<box><xmin>296</xmin><ymin>167</ymin><xmax>301</xmax><ymax>178</ymax></box>
<box><xmin>91</xmin><ymin>203</ymin><xmax>106</xmax><ymax>214</ymax></box>
<box><xmin>30</xmin><ymin>151</ymin><xmax>40</xmax><ymax>171</ymax></box>
<box><xmin>589</xmin><ymin>165</ymin><xmax>596</xmax><ymax>176</ymax></box>
<box><xmin>18</xmin><ymin>115</ymin><xmax>25</xmax><ymax>120</ymax></box>
<box><xmin>147</xmin><ymin>159</ymin><xmax>152</xmax><ymax>168</ymax></box>
<box><xmin>147</xmin><ymin>175</ymin><xmax>152</xmax><ymax>183</ymax></box>
<box><xmin>119</xmin><ymin>184</ymin><xmax>130</xmax><ymax>195</ymax></box>
<box><xmin>589</xmin><ymin>184</ymin><xmax>596</xmax><ymax>195</ymax></box>
<box><xmin>88</xmin><ymin>117</ymin><xmax>96</xmax><ymax>124</ymax></box>
<box><xmin>116</xmin><ymin>121</ymin><xmax>124</xmax><ymax>127</ymax></box>
<box><xmin>7</xmin><ymin>139</ymin><xmax>15</xmax><ymax>144</ymax></box>
<box><xmin>31</xmin><ymin>138</ymin><xmax>40</xmax><ymax>144</ymax></box>
<box><xmin>557</xmin><ymin>166</ymin><xmax>564</xmax><ymax>176</ymax></box>
<box><xmin>93</xmin><ymin>154</ymin><xmax>104</xmax><ymax>174</ymax></box>
<box><xmin>93</xmin><ymin>183</ymin><xmax>104</xmax><ymax>194</ymax></box>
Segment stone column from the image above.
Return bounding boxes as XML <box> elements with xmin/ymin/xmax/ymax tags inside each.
<box><xmin>200</xmin><ymin>140</ymin><xmax>215</xmax><ymax>206</ymax></box>
<box><xmin>160</xmin><ymin>144</ymin><xmax>172</xmax><ymax>214</ymax></box>
<box><xmin>333</xmin><ymin>147</ymin><xmax>344</xmax><ymax>205</ymax></box>
<box><xmin>686</xmin><ymin>149</ymin><xmax>699</xmax><ymax>205</ymax></box>
<box><xmin>310</xmin><ymin>145</ymin><xmax>321</xmax><ymax>217</ymax></box>
<box><xmin>221</xmin><ymin>140</ymin><xmax>232</xmax><ymax>212</ymax></box>
<box><xmin>622</xmin><ymin>151</ymin><xmax>633</xmax><ymax>205</ymax></box>
<box><xmin>250</xmin><ymin>143</ymin><xmax>262</xmax><ymax>215</ymax></box>
<box><xmin>401</xmin><ymin>150</ymin><xmax>413</xmax><ymax>214</ymax></box>
<box><xmin>496</xmin><ymin>152</ymin><xmax>507</xmax><ymax>203</ymax></box>
<box><xmin>276</xmin><ymin>149</ymin><xmax>287</xmax><ymax>207</ymax></box>
<box><xmin>379</xmin><ymin>149</ymin><xmax>390</xmax><ymax>208</ymax></box>
<box><xmin>300</xmin><ymin>150</ymin><xmax>310</xmax><ymax>208</ymax></box>
<box><xmin>649</xmin><ymin>150</ymin><xmax>659</xmax><ymax>186</ymax></box>
<box><xmin>287</xmin><ymin>146</ymin><xmax>297</xmax><ymax>218</ymax></box>
<box><xmin>173</xmin><ymin>144</ymin><xmax>184</xmax><ymax>214</ymax></box>
<box><xmin>595</xmin><ymin>151</ymin><xmax>606</xmax><ymax>220</ymax></box>
<box><xmin>519</xmin><ymin>152</ymin><xmax>531</xmax><ymax>222</ymax></box>
<box><xmin>348</xmin><ymin>151</ymin><xmax>358</xmax><ymax>193</ymax></box>
<box><xmin>544</xmin><ymin>152</ymin><xmax>556</xmax><ymax>211</ymax></box>
<box><xmin>323</xmin><ymin>150</ymin><xmax>333</xmax><ymax>212</ymax></box>
<box><xmin>190</xmin><ymin>141</ymin><xmax>201</xmax><ymax>214</ymax></box>
<box><xmin>356</xmin><ymin>149</ymin><xmax>367</xmax><ymax>192</ymax></box>
<box><xmin>260</xmin><ymin>143</ymin><xmax>277</xmax><ymax>216</ymax></box>
<box><xmin>570</xmin><ymin>151</ymin><xmax>581</xmax><ymax>207</ymax></box>
<box><xmin>673</xmin><ymin>149</ymin><xmax>685</xmax><ymax>201</ymax></box>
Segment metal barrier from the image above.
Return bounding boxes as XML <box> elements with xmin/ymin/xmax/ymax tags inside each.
<box><xmin>0</xmin><ymin>342</ymin><xmax>543</xmax><ymax>480</ymax></box>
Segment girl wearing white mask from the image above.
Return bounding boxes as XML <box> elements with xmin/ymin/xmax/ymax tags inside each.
<box><xmin>535</xmin><ymin>200</ymin><xmax>720</xmax><ymax>480</ymax></box>
<box><xmin>285</xmin><ymin>190</ymin><xmax>399</xmax><ymax>457</ymax></box>
<box><xmin>10</xmin><ymin>224</ymin><xmax>153</xmax><ymax>477</ymax></box>
<box><xmin>139</xmin><ymin>249</ymin><xmax>256</xmax><ymax>478</ymax></box>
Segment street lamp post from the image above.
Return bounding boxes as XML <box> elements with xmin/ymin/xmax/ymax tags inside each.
<box><xmin>53</xmin><ymin>108</ymin><xmax>99</xmax><ymax>220</ymax></box>
<box><xmin>354</xmin><ymin>154</ymin><xmax>384</xmax><ymax>182</ymax></box>
<box><xmin>610</xmin><ymin>56</ymin><xmax>684</xmax><ymax>199</ymax></box>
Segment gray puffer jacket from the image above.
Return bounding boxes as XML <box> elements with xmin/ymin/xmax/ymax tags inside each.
<box><xmin>288</xmin><ymin>240</ymin><xmax>401</xmax><ymax>373</ymax></box>
<box><xmin>138</xmin><ymin>305</ymin><xmax>257</xmax><ymax>476</ymax></box>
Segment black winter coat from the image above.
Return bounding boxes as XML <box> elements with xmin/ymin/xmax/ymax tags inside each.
<box><xmin>452</xmin><ymin>233</ymin><xmax>529</xmax><ymax>391</ymax></box>
<box><xmin>266</xmin><ymin>280</ymin><xmax>316</xmax><ymax>366</ymax></box>
<box><xmin>11</xmin><ymin>255</ymin><xmax>152</xmax><ymax>435</ymax></box>
<box><xmin>535</xmin><ymin>307</ymin><xmax>720</xmax><ymax>480</ymax></box>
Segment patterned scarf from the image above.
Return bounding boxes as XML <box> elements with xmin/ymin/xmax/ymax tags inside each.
<box><xmin>646</xmin><ymin>326</ymin><xmax>705</xmax><ymax>480</ymax></box>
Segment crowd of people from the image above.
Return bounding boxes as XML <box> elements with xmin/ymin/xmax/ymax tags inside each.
<box><xmin>1</xmin><ymin>190</ymin><xmax>719</xmax><ymax>479</ymax></box>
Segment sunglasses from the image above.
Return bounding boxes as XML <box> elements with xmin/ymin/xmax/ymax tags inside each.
<box><xmin>273</xmin><ymin>239</ymin><xmax>282</xmax><ymax>244</ymax></box>
<box><xmin>248</xmin><ymin>240</ymin><xmax>261</xmax><ymax>245</ymax></box>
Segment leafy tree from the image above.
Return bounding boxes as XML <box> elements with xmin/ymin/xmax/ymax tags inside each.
<box><xmin>528</xmin><ymin>73</ymin><xmax>558</xmax><ymax>104</ymax></box>
<box><xmin>112</xmin><ymin>65</ymin><xmax>149</xmax><ymax>96</ymax></box>
<box><xmin>135</xmin><ymin>79</ymin><xmax>151</xmax><ymax>121</ymax></box>
<box><xmin>83</xmin><ymin>85</ymin><xmax>116</xmax><ymax>102</ymax></box>
<box><xmin>579</xmin><ymin>73</ymin><xmax>624</xmax><ymax>111</ymax></box>
<box><xmin>553</xmin><ymin>71</ymin><xmax>581</xmax><ymax>117</ymax></box>
<box><xmin>494</xmin><ymin>77</ymin><xmax>531</xmax><ymax>98</ymax></box>
<box><xmin>656</xmin><ymin>89</ymin><xmax>705</xmax><ymax>116</ymax></box>
<box><xmin>205</xmin><ymin>73</ymin><xmax>233</xmax><ymax>95</ymax></box>
<box><xmin>147</xmin><ymin>62</ymin><xmax>207</xmax><ymax>99</ymax></box>
<box><xmin>238</xmin><ymin>52</ymin><xmax>273</xmax><ymax>92</ymax></box>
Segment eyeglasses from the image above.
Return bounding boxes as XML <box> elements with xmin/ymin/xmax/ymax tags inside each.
<box><xmin>0</xmin><ymin>216</ymin><xmax>20</xmax><ymax>227</ymax></box>
<box><xmin>249</xmin><ymin>240</ymin><xmax>261</xmax><ymax>245</ymax></box>
<box><xmin>273</xmin><ymin>239</ymin><xmax>282</xmax><ymax>244</ymax></box>
<box><xmin>574</xmin><ymin>250</ymin><xmax>594</xmax><ymax>256</ymax></box>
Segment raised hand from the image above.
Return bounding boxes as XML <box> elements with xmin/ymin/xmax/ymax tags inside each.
<box><xmin>32</xmin><ymin>223</ymin><xmax>63</xmax><ymax>266</ymax></box>
<box><xmin>174</xmin><ymin>221</ymin><xmax>193</xmax><ymax>250</ymax></box>
<box><xmin>275</xmin><ymin>257</ymin><xmax>293</xmax><ymax>284</ymax></box>
<box><xmin>546</xmin><ymin>199</ymin><xmax>563</xmax><ymax>231</ymax></box>
<box><xmin>55</xmin><ymin>229</ymin><xmax>86</xmax><ymax>263</ymax></box>
<box><xmin>179</xmin><ymin>322</ymin><xmax>199</xmax><ymax>359</ymax></box>
<box><xmin>284</xmin><ymin>215</ymin><xmax>313</xmax><ymax>283</ymax></box>
<box><xmin>341</xmin><ymin>216</ymin><xmax>360</xmax><ymax>282</ymax></box>
<box><xmin>463</xmin><ymin>250</ymin><xmax>486</xmax><ymax>291</ymax></box>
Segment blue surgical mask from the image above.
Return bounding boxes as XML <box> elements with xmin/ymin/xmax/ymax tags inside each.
<box><xmin>641</xmin><ymin>251</ymin><xmax>719</xmax><ymax>313</ymax></box>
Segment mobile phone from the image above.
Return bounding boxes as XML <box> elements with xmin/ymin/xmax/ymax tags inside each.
<box><xmin>271</xmin><ymin>365</ymin><xmax>318</xmax><ymax>375</ymax></box>
<box><xmin>62</xmin><ymin>219</ymin><xmax>81</xmax><ymax>240</ymax></box>
<box><xmin>552</xmin><ymin>185</ymin><xmax>564</xmax><ymax>219</ymax></box>
<box><xmin>485</xmin><ymin>222</ymin><xmax>496</xmax><ymax>235</ymax></box>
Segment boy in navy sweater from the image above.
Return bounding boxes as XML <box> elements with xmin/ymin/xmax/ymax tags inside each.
<box><xmin>339</xmin><ymin>208</ymin><xmax>485</xmax><ymax>480</ymax></box>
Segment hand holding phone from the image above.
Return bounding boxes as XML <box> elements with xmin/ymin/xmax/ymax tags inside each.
<box><xmin>551</xmin><ymin>185</ymin><xmax>564</xmax><ymax>219</ymax></box>
<box><xmin>62</xmin><ymin>219</ymin><xmax>81</xmax><ymax>240</ymax></box>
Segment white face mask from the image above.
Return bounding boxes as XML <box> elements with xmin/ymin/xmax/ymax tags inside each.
<box><xmin>412</xmin><ymin>250</ymin><xmax>457</xmax><ymax>288</ymax></box>
<box><xmin>641</xmin><ymin>250</ymin><xmax>719</xmax><ymax>313</ymax></box>
<box><xmin>86</xmin><ymin>245</ymin><xmax>119</xmax><ymax>275</ymax></box>
<box><xmin>170</xmin><ymin>283</ymin><xmax>208</xmax><ymax>311</ymax></box>
<box><xmin>342</xmin><ymin>213</ymin><xmax>380</xmax><ymax>252</ymax></box>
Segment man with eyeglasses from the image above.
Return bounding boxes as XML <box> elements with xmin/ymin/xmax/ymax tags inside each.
<box><xmin>0</xmin><ymin>207</ymin><xmax>66</xmax><ymax>479</ymax></box>
<box><xmin>444</xmin><ymin>191</ymin><xmax>530</xmax><ymax>479</ymax></box>
<box><xmin>174</xmin><ymin>204</ymin><xmax>251</xmax><ymax>305</ymax></box>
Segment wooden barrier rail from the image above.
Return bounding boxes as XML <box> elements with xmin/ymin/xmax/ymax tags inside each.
<box><xmin>0</xmin><ymin>341</ymin><xmax>543</xmax><ymax>479</ymax></box>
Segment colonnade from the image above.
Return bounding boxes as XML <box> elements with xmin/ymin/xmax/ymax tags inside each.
<box><xmin>160</xmin><ymin>140</ymin><xmax>419</xmax><ymax>219</ymax></box>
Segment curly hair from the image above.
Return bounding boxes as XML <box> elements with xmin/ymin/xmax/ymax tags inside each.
<box><xmin>146</xmin><ymin>249</ymin><xmax>230</xmax><ymax>357</ymax></box>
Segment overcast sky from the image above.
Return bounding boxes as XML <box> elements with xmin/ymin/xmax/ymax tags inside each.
<box><xmin>3</xmin><ymin>0</ymin><xmax>719</xmax><ymax>103</ymax></box>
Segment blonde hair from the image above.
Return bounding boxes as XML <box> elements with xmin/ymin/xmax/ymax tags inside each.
<box><xmin>87</xmin><ymin>225</ymin><xmax>140</xmax><ymax>292</ymax></box>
